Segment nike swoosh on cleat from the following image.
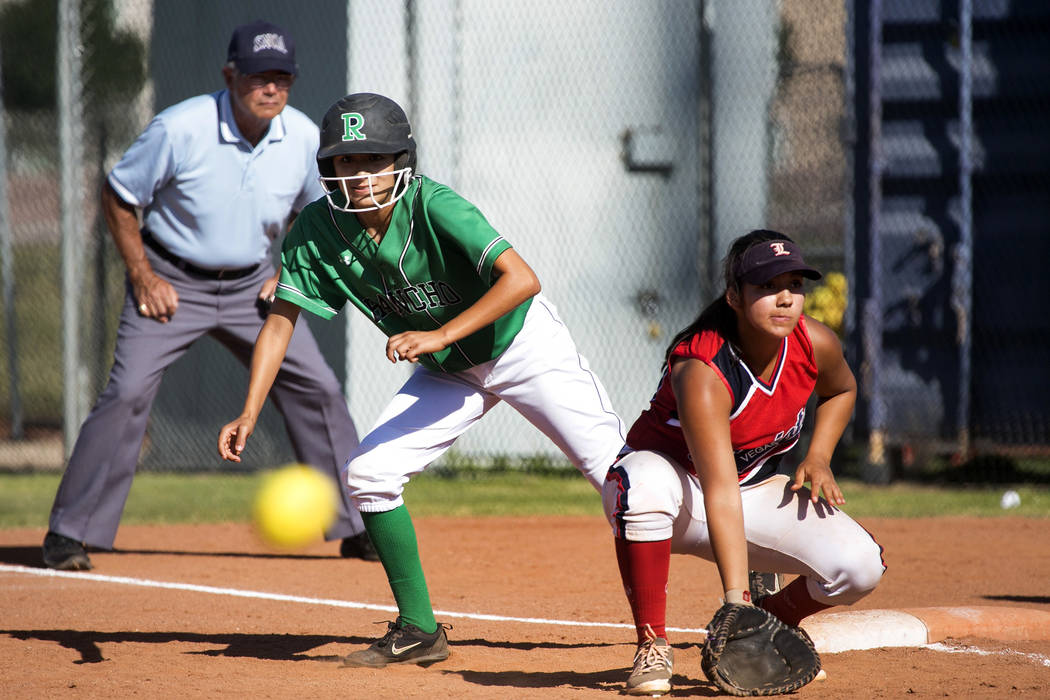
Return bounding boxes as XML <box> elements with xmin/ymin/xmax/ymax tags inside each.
<box><xmin>390</xmin><ymin>641</ymin><xmax>423</xmax><ymax>655</ymax></box>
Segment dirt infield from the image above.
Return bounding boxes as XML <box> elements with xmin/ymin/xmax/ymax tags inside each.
<box><xmin>2</xmin><ymin>516</ymin><xmax>1048</xmax><ymax>698</ymax></box>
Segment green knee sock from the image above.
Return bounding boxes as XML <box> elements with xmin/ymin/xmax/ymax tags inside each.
<box><xmin>361</xmin><ymin>505</ymin><xmax>436</xmax><ymax>634</ymax></box>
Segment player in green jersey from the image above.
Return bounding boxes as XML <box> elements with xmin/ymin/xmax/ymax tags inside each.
<box><xmin>218</xmin><ymin>93</ymin><xmax>626</xmax><ymax>668</ymax></box>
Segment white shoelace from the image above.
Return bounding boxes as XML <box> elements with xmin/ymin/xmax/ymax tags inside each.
<box><xmin>634</xmin><ymin>639</ymin><xmax>672</xmax><ymax>673</ymax></box>
<box><xmin>633</xmin><ymin>626</ymin><xmax>672</xmax><ymax>676</ymax></box>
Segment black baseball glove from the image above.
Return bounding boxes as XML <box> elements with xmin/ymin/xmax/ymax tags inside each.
<box><xmin>701</xmin><ymin>602</ymin><xmax>821</xmax><ymax>696</ymax></box>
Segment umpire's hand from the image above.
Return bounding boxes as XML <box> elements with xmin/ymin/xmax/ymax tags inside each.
<box><xmin>134</xmin><ymin>272</ymin><xmax>178</xmax><ymax>323</ymax></box>
<box><xmin>218</xmin><ymin>415</ymin><xmax>256</xmax><ymax>463</ymax></box>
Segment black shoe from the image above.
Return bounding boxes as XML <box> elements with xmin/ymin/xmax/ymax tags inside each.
<box><xmin>340</xmin><ymin>531</ymin><xmax>380</xmax><ymax>561</ymax></box>
<box><xmin>42</xmin><ymin>531</ymin><xmax>93</xmax><ymax>571</ymax></box>
<box><xmin>342</xmin><ymin>618</ymin><xmax>451</xmax><ymax>668</ymax></box>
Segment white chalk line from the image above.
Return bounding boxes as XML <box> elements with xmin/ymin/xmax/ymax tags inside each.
<box><xmin>926</xmin><ymin>641</ymin><xmax>1050</xmax><ymax>668</ymax></box>
<box><xmin>0</xmin><ymin>563</ymin><xmax>707</xmax><ymax>634</ymax></box>
<box><xmin>9</xmin><ymin>564</ymin><xmax>1048</xmax><ymax>662</ymax></box>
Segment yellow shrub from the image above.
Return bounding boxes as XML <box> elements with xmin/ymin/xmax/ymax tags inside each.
<box><xmin>804</xmin><ymin>272</ymin><xmax>848</xmax><ymax>336</ymax></box>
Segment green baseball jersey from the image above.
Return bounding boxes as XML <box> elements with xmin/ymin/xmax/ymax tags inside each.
<box><xmin>276</xmin><ymin>175</ymin><xmax>531</xmax><ymax>373</ymax></box>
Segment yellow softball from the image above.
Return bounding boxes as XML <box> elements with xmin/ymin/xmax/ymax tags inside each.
<box><xmin>252</xmin><ymin>463</ymin><xmax>338</xmax><ymax>548</ymax></box>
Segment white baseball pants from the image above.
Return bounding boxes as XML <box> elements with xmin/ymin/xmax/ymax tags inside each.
<box><xmin>602</xmin><ymin>450</ymin><xmax>885</xmax><ymax>605</ymax></box>
<box><xmin>345</xmin><ymin>294</ymin><xmax>627</xmax><ymax>512</ymax></box>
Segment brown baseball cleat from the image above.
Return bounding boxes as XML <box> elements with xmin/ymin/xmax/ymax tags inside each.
<box><xmin>626</xmin><ymin>624</ymin><xmax>673</xmax><ymax>696</ymax></box>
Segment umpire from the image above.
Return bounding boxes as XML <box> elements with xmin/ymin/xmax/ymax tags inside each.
<box><xmin>42</xmin><ymin>20</ymin><xmax>376</xmax><ymax>569</ymax></box>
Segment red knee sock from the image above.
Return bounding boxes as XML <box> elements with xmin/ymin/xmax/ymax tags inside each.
<box><xmin>615</xmin><ymin>537</ymin><xmax>671</xmax><ymax>644</ymax></box>
<box><xmin>758</xmin><ymin>575</ymin><xmax>832</xmax><ymax>626</ymax></box>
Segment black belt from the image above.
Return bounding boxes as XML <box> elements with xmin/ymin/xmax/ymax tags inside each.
<box><xmin>141</xmin><ymin>230</ymin><xmax>261</xmax><ymax>280</ymax></box>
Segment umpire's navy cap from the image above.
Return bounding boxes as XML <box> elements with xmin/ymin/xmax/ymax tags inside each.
<box><xmin>735</xmin><ymin>239</ymin><xmax>822</xmax><ymax>285</ymax></box>
<box><xmin>227</xmin><ymin>20</ymin><xmax>297</xmax><ymax>75</ymax></box>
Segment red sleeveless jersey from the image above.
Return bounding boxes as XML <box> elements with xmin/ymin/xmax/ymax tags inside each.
<box><xmin>625</xmin><ymin>316</ymin><xmax>818</xmax><ymax>485</ymax></box>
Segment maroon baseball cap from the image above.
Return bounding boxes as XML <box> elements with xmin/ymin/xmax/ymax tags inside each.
<box><xmin>227</xmin><ymin>20</ymin><xmax>297</xmax><ymax>75</ymax></box>
<box><xmin>735</xmin><ymin>239</ymin><xmax>822</xmax><ymax>285</ymax></box>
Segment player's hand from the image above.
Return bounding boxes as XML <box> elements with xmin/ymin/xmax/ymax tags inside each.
<box><xmin>133</xmin><ymin>272</ymin><xmax>178</xmax><ymax>323</ymax></box>
<box><xmin>258</xmin><ymin>274</ymin><xmax>279</xmax><ymax>304</ymax></box>
<box><xmin>218</xmin><ymin>415</ymin><xmax>256</xmax><ymax>463</ymax></box>
<box><xmin>385</xmin><ymin>329</ymin><xmax>450</xmax><ymax>364</ymax></box>
<box><xmin>790</xmin><ymin>457</ymin><xmax>845</xmax><ymax>506</ymax></box>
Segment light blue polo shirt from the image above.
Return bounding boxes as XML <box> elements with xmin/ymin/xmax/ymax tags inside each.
<box><xmin>107</xmin><ymin>89</ymin><xmax>324</xmax><ymax>269</ymax></box>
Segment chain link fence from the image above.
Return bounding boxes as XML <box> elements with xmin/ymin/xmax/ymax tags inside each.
<box><xmin>1</xmin><ymin>0</ymin><xmax>1046</xmax><ymax>482</ymax></box>
<box><xmin>850</xmin><ymin>0</ymin><xmax>1050</xmax><ymax>483</ymax></box>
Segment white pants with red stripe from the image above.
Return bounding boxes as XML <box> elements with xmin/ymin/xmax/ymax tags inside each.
<box><xmin>602</xmin><ymin>449</ymin><xmax>885</xmax><ymax>605</ymax></box>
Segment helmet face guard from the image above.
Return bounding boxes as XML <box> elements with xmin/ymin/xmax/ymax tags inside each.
<box><xmin>316</xmin><ymin>93</ymin><xmax>417</xmax><ymax>213</ymax></box>
<box><xmin>319</xmin><ymin>166</ymin><xmax>413</xmax><ymax>213</ymax></box>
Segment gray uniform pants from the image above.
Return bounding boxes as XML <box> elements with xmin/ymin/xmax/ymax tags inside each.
<box><xmin>48</xmin><ymin>248</ymin><xmax>364</xmax><ymax>549</ymax></box>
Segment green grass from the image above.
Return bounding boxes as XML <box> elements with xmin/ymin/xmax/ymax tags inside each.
<box><xmin>0</xmin><ymin>472</ymin><xmax>259</xmax><ymax>529</ymax></box>
<box><xmin>1</xmin><ymin>470</ymin><xmax>1047</xmax><ymax>530</ymax></box>
<box><xmin>1</xmin><ymin>240</ymin><xmax>125</xmax><ymax>422</ymax></box>
<box><xmin>823</xmin><ymin>480</ymin><xmax>1050</xmax><ymax>517</ymax></box>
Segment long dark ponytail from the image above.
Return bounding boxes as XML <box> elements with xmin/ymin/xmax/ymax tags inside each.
<box><xmin>663</xmin><ymin>229</ymin><xmax>796</xmax><ymax>364</ymax></box>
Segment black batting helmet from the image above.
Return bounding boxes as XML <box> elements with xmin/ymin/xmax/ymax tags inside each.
<box><xmin>317</xmin><ymin>93</ymin><xmax>417</xmax><ymax>179</ymax></box>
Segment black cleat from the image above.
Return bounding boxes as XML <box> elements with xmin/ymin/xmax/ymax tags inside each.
<box><xmin>340</xmin><ymin>531</ymin><xmax>380</xmax><ymax>561</ymax></box>
<box><xmin>42</xmin><ymin>531</ymin><xmax>93</xmax><ymax>571</ymax></box>
<box><xmin>342</xmin><ymin>618</ymin><xmax>451</xmax><ymax>668</ymax></box>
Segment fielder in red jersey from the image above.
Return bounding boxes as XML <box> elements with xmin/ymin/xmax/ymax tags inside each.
<box><xmin>602</xmin><ymin>230</ymin><xmax>885</xmax><ymax>696</ymax></box>
<box><xmin>625</xmin><ymin>317</ymin><xmax>817</xmax><ymax>488</ymax></box>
